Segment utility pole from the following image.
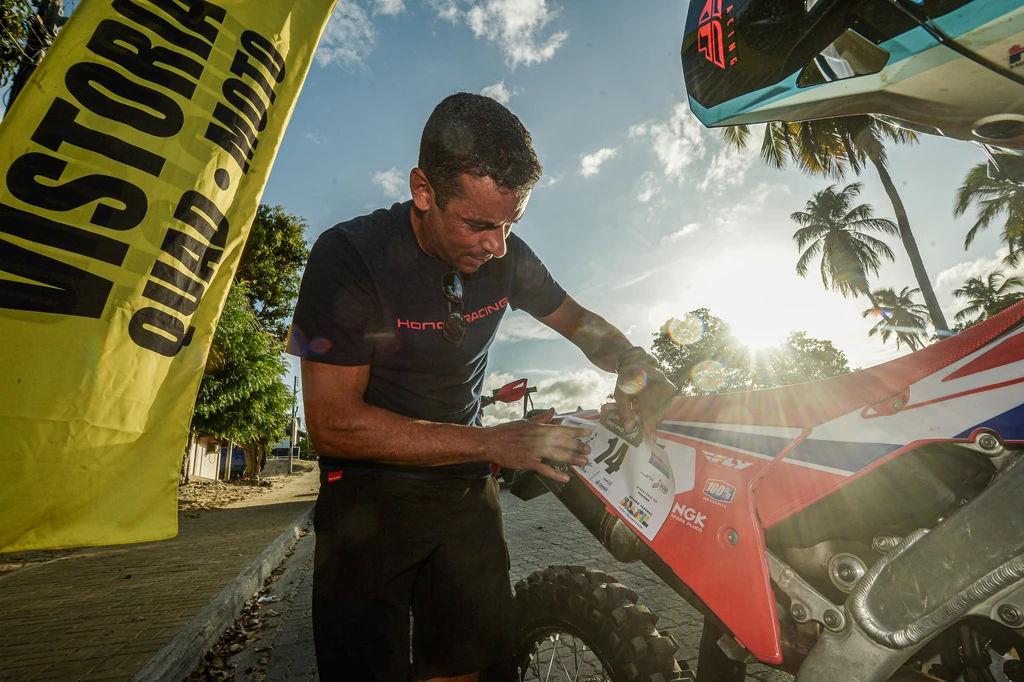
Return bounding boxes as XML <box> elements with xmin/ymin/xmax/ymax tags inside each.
<box><xmin>8</xmin><ymin>0</ymin><xmax>65</xmax><ymax>106</ymax></box>
<box><xmin>224</xmin><ymin>440</ymin><xmax>233</xmax><ymax>482</ymax></box>
<box><xmin>288</xmin><ymin>376</ymin><xmax>298</xmax><ymax>474</ymax></box>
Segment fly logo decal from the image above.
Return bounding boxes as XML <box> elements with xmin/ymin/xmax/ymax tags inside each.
<box><xmin>704</xmin><ymin>451</ymin><xmax>754</xmax><ymax>471</ymax></box>
<box><xmin>671</xmin><ymin>502</ymin><xmax>706</xmax><ymax>532</ymax></box>
<box><xmin>697</xmin><ymin>0</ymin><xmax>737</xmax><ymax>69</ymax></box>
<box><xmin>703</xmin><ymin>478</ymin><xmax>736</xmax><ymax>505</ymax></box>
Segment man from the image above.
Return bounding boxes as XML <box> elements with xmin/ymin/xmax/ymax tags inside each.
<box><xmin>288</xmin><ymin>92</ymin><xmax>675</xmax><ymax>681</ymax></box>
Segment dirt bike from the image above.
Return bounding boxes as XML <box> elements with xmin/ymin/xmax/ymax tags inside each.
<box><xmin>508</xmin><ymin>301</ymin><xmax>1024</xmax><ymax>682</ymax></box>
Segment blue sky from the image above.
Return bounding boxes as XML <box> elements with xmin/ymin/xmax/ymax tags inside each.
<box><xmin>259</xmin><ymin>0</ymin><xmax>1019</xmax><ymax>421</ymax></box>
<box><xmin>5</xmin><ymin>0</ymin><xmax>1020</xmax><ymax>423</ymax></box>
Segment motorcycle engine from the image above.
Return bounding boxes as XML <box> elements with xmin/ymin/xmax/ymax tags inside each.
<box><xmin>764</xmin><ymin>443</ymin><xmax>995</xmax><ymax>605</ymax></box>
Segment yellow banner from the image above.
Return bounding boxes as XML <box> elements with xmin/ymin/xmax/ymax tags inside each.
<box><xmin>0</xmin><ymin>0</ymin><xmax>338</xmax><ymax>551</ymax></box>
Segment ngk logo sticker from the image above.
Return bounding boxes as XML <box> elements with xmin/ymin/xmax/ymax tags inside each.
<box><xmin>703</xmin><ymin>479</ymin><xmax>736</xmax><ymax>506</ymax></box>
<box><xmin>704</xmin><ymin>451</ymin><xmax>754</xmax><ymax>471</ymax></box>
<box><xmin>671</xmin><ymin>502</ymin><xmax>706</xmax><ymax>532</ymax></box>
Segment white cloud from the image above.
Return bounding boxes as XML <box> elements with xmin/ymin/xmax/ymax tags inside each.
<box><xmin>629</xmin><ymin>102</ymin><xmax>706</xmax><ymax>181</ymax></box>
<box><xmin>372</xmin><ymin>167</ymin><xmax>409</xmax><ymax>200</ymax></box>
<box><xmin>579</xmin><ymin>147</ymin><xmax>618</xmax><ymax>177</ymax></box>
<box><xmin>935</xmin><ymin>247</ymin><xmax>1024</xmax><ymax>292</ymax></box>
<box><xmin>431</xmin><ymin>0</ymin><xmax>461</xmax><ymax>22</ymax></box>
<box><xmin>481</xmin><ymin>369</ymin><xmax>614</xmax><ymax>424</ymax></box>
<box><xmin>713</xmin><ymin>182</ymin><xmax>788</xmax><ymax>231</ymax></box>
<box><xmin>930</xmin><ymin>248</ymin><xmax>1024</xmax><ymax>324</ymax></box>
<box><xmin>374</xmin><ymin>0</ymin><xmax>405</xmax><ymax>14</ymax></box>
<box><xmin>430</xmin><ymin>0</ymin><xmax>568</xmax><ymax>68</ymax></box>
<box><xmin>480</xmin><ymin>80</ymin><xmax>520</xmax><ymax>104</ymax></box>
<box><xmin>636</xmin><ymin>171</ymin><xmax>660</xmax><ymax>203</ymax></box>
<box><xmin>698</xmin><ymin>127</ymin><xmax>764</xmax><ymax>192</ymax></box>
<box><xmin>611</xmin><ymin>262</ymin><xmax>676</xmax><ymax>291</ymax></box>
<box><xmin>661</xmin><ymin>222</ymin><xmax>700</xmax><ymax>244</ymax></box>
<box><xmin>494</xmin><ymin>310</ymin><xmax>562</xmax><ymax>342</ymax></box>
<box><xmin>316</xmin><ymin>1</ymin><xmax>375</xmax><ymax>68</ymax></box>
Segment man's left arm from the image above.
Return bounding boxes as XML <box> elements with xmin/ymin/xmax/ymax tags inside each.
<box><xmin>537</xmin><ymin>296</ymin><xmax>677</xmax><ymax>438</ymax></box>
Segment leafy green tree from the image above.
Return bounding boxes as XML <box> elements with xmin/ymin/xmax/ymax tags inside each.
<box><xmin>725</xmin><ymin>116</ymin><xmax>949</xmax><ymax>333</ymax></box>
<box><xmin>0</xmin><ymin>0</ymin><xmax>32</xmax><ymax>87</ymax></box>
<box><xmin>188</xmin><ymin>205</ymin><xmax>308</xmax><ymax>478</ymax></box>
<box><xmin>953</xmin><ymin>271</ymin><xmax>1024</xmax><ymax>325</ymax></box>
<box><xmin>651</xmin><ymin>309</ymin><xmax>745</xmax><ymax>395</ymax></box>
<box><xmin>862</xmin><ymin>286</ymin><xmax>930</xmax><ymax>351</ymax></box>
<box><xmin>952</xmin><ymin>163</ymin><xmax>1024</xmax><ymax>267</ymax></box>
<box><xmin>191</xmin><ymin>285</ymin><xmax>291</xmax><ymax>477</ymax></box>
<box><xmin>757</xmin><ymin>331</ymin><xmax>852</xmax><ymax>387</ymax></box>
<box><xmin>650</xmin><ymin>309</ymin><xmax>850</xmax><ymax>395</ymax></box>
<box><xmin>3</xmin><ymin>0</ymin><xmax>65</xmax><ymax>105</ymax></box>
<box><xmin>235</xmin><ymin>205</ymin><xmax>309</xmax><ymax>342</ymax></box>
<box><xmin>791</xmin><ymin>182</ymin><xmax>898</xmax><ymax>304</ymax></box>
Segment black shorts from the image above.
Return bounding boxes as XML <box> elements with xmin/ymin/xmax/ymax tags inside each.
<box><xmin>312</xmin><ymin>472</ymin><xmax>515</xmax><ymax>681</ymax></box>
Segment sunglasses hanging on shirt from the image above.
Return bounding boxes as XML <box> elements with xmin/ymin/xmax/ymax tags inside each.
<box><xmin>441</xmin><ymin>270</ymin><xmax>466</xmax><ymax>348</ymax></box>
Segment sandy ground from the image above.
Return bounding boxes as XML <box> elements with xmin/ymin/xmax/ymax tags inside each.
<box><xmin>178</xmin><ymin>459</ymin><xmax>317</xmax><ymax>516</ymax></box>
<box><xmin>0</xmin><ymin>460</ymin><xmax>319</xmax><ymax>577</ymax></box>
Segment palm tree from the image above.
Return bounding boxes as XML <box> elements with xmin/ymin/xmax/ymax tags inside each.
<box><xmin>791</xmin><ymin>182</ymin><xmax>899</xmax><ymax>304</ymax></box>
<box><xmin>952</xmin><ymin>163</ymin><xmax>1024</xmax><ymax>266</ymax></box>
<box><xmin>953</xmin><ymin>271</ymin><xmax>1024</xmax><ymax>324</ymax></box>
<box><xmin>862</xmin><ymin>286</ymin><xmax>930</xmax><ymax>351</ymax></box>
<box><xmin>725</xmin><ymin>116</ymin><xmax>950</xmax><ymax>334</ymax></box>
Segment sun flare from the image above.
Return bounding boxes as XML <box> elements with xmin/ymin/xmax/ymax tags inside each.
<box><xmin>729</xmin><ymin>312</ymin><xmax>790</xmax><ymax>350</ymax></box>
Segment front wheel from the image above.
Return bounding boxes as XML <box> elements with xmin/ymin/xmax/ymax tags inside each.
<box><xmin>513</xmin><ymin>565</ymin><xmax>691</xmax><ymax>682</ymax></box>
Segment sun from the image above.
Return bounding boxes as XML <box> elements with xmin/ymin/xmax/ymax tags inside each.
<box><xmin>671</xmin><ymin>246</ymin><xmax>797</xmax><ymax>351</ymax></box>
<box><xmin>729</xmin><ymin>311</ymin><xmax>790</xmax><ymax>350</ymax></box>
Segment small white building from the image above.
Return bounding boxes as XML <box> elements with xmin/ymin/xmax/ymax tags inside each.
<box><xmin>185</xmin><ymin>434</ymin><xmax>222</xmax><ymax>480</ymax></box>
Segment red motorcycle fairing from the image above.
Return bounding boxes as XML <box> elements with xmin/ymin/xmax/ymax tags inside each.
<box><xmin>567</xmin><ymin>299</ymin><xmax>1024</xmax><ymax>666</ymax></box>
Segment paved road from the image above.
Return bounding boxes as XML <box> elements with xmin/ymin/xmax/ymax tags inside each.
<box><xmin>198</xmin><ymin>484</ymin><xmax>793</xmax><ymax>681</ymax></box>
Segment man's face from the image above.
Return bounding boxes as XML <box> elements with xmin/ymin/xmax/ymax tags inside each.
<box><xmin>423</xmin><ymin>174</ymin><xmax>530</xmax><ymax>274</ymax></box>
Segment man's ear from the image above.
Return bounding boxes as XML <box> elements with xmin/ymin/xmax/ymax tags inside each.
<box><xmin>410</xmin><ymin>168</ymin><xmax>433</xmax><ymax>212</ymax></box>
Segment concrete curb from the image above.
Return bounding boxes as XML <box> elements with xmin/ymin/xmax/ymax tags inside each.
<box><xmin>130</xmin><ymin>504</ymin><xmax>315</xmax><ymax>682</ymax></box>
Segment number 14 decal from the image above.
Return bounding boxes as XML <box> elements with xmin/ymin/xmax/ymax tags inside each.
<box><xmin>594</xmin><ymin>437</ymin><xmax>630</xmax><ymax>474</ymax></box>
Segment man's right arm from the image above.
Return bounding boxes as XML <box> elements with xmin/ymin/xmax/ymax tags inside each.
<box><xmin>301</xmin><ymin>359</ymin><xmax>593</xmax><ymax>482</ymax></box>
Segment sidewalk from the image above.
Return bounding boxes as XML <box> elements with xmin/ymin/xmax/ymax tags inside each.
<box><xmin>0</xmin><ymin>469</ymin><xmax>320</xmax><ymax>682</ymax></box>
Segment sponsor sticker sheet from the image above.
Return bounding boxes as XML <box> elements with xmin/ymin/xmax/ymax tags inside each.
<box><xmin>564</xmin><ymin>415</ymin><xmax>697</xmax><ymax>541</ymax></box>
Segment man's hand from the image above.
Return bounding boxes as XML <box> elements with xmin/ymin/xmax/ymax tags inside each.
<box><xmin>535</xmin><ymin>297</ymin><xmax>677</xmax><ymax>440</ymax></box>
<box><xmin>611</xmin><ymin>349</ymin><xmax>677</xmax><ymax>440</ymax></box>
<box><xmin>485</xmin><ymin>408</ymin><xmax>593</xmax><ymax>483</ymax></box>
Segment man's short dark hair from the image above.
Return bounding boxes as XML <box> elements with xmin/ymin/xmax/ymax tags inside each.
<box><xmin>419</xmin><ymin>92</ymin><xmax>542</xmax><ymax>209</ymax></box>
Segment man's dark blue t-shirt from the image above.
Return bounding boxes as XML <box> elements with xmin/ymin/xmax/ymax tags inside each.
<box><xmin>288</xmin><ymin>201</ymin><xmax>566</xmax><ymax>478</ymax></box>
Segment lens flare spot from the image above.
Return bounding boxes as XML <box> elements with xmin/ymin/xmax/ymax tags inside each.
<box><xmin>692</xmin><ymin>360</ymin><xmax>727</xmax><ymax>392</ymax></box>
<box><xmin>665</xmin><ymin>313</ymin><xmax>705</xmax><ymax>346</ymax></box>
<box><xmin>617</xmin><ymin>365</ymin><xmax>649</xmax><ymax>395</ymax></box>
<box><xmin>310</xmin><ymin>337</ymin><xmax>332</xmax><ymax>354</ymax></box>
